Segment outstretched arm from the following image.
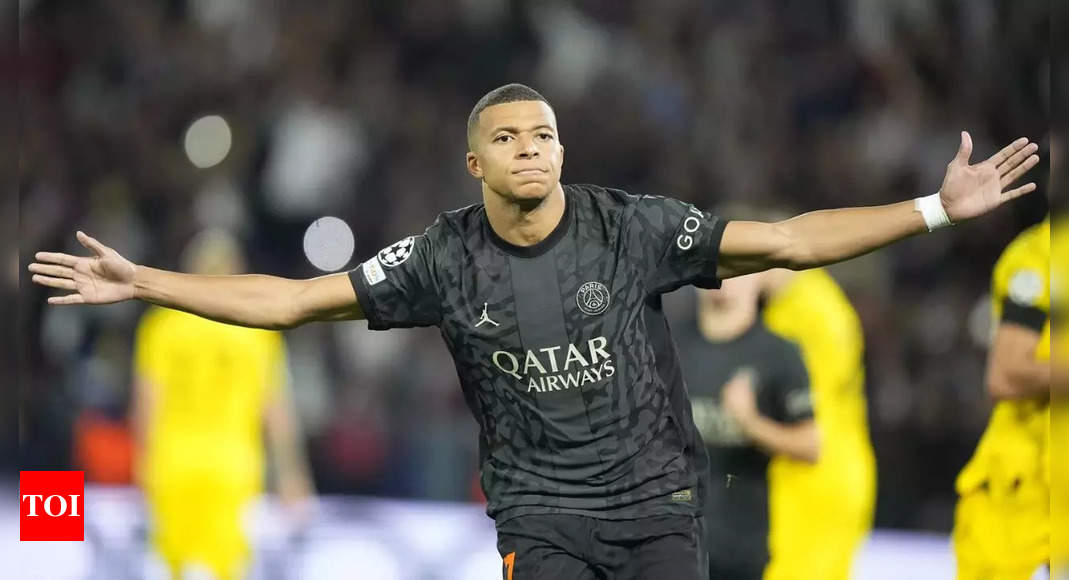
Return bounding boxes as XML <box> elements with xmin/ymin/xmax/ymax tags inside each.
<box><xmin>717</xmin><ymin>133</ymin><xmax>1040</xmax><ymax>279</ymax></box>
<box><xmin>29</xmin><ymin>231</ymin><xmax>363</xmax><ymax>329</ymax></box>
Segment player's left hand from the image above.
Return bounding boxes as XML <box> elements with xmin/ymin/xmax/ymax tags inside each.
<box><xmin>938</xmin><ymin>132</ymin><xmax>1039</xmax><ymax>223</ymax></box>
<box><xmin>722</xmin><ymin>368</ymin><xmax>759</xmax><ymax>426</ymax></box>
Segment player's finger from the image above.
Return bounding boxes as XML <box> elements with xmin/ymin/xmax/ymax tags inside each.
<box><xmin>76</xmin><ymin>231</ymin><xmax>108</xmax><ymax>257</ymax></box>
<box><xmin>28</xmin><ymin>263</ymin><xmax>75</xmax><ymax>279</ymax></box>
<box><xmin>995</xmin><ymin>142</ymin><xmax>1038</xmax><ymax>176</ymax></box>
<box><xmin>985</xmin><ymin>137</ymin><xmax>1029</xmax><ymax>167</ymax></box>
<box><xmin>999</xmin><ymin>154</ymin><xmax>1040</xmax><ymax>188</ymax></box>
<box><xmin>47</xmin><ymin>294</ymin><xmax>86</xmax><ymax>305</ymax></box>
<box><xmin>34</xmin><ymin>252</ymin><xmax>78</xmax><ymax>267</ymax></box>
<box><xmin>953</xmin><ymin>131</ymin><xmax>973</xmax><ymax>165</ymax></box>
<box><xmin>31</xmin><ymin>274</ymin><xmax>76</xmax><ymax>290</ymax></box>
<box><xmin>1000</xmin><ymin>182</ymin><xmax>1037</xmax><ymax>203</ymax></box>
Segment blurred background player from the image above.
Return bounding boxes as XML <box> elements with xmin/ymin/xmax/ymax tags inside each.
<box><xmin>679</xmin><ymin>273</ymin><xmax>819</xmax><ymax>580</ymax></box>
<box><xmin>1052</xmin><ymin>210</ymin><xmax>1068</xmax><ymax>578</ymax></box>
<box><xmin>131</xmin><ymin>230</ymin><xmax>315</xmax><ymax>580</ymax></box>
<box><xmin>1048</xmin><ymin>127</ymin><xmax>1067</xmax><ymax>578</ymax></box>
<box><xmin>952</xmin><ymin>216</ymin><xmax>1050</xmax><ymax>579</ymax></box>
<box><xmin>718</xmin><ymin>205</ymin><xmax>877</xmax><ymax>580</ymax></box>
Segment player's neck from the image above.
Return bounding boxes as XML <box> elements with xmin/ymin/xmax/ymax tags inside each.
<box><xmin>697</xmin><ymin>306</ymin><xmax>757</xmax><ymax>342</ymax></box>
<box><xmin>483</xmin><ymin>183</ymin><xmax>566</xmax><ymax>247</ymax></box>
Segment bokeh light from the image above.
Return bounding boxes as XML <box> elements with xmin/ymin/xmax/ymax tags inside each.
<box><xmin>183</xmin><ymin>115</ymin><xmax>233</xmax><ymax>169</ymax></box>
<box><xmin>303</xmin><ymin>216</ymin><xmax>356</xmax><ymax>272</ymax></box>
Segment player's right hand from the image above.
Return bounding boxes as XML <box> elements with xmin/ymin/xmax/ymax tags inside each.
<box><xmin>29</xmin><ymin>231</ymin><xmax>137</xmax><ymax>305</ymax></box>
<box><xmin>722</xmin><ymin>368</ymin><xmax>759</xmax><ymax>425</ymax></box>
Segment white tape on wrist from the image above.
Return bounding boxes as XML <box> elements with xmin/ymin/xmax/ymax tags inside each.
<box><xmin>914</xmin><ymin>192</ymin><xmax>954</xmax><ymax>232</ymax></box>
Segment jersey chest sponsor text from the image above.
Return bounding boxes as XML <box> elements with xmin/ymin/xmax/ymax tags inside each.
<box><xmin>491</xmin><ymin>337</ymin><xmax>616</xmax><ymax>393</ymax></box>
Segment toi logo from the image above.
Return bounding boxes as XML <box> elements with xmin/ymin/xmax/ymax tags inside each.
<box><xmin>20</xmin><ymin>471</ymin><xmax>85</xmax><ymax>541</ymax></box>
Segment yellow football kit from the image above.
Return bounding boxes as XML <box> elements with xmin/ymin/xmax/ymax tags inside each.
<box><xmin>1052</xmin><ymin>217</ymin><xmax>1068</xmax><ymax>575</ymax></box>
<box><xmin>1047</xmin><ymin>217</ymin><xmax>1064</xmax><ymax>576</ymax></box>
<box><xmin>953</xmin><ymin>220</ymin><xmax>1050</xmax><ymax>579</ymax></box>
<box><xmin>135</xmin><ymin>307</ymin><xmax>287</xmax><ymax>580</ymax></box>
<box><xmin>762</xmin><ymin>269</ymin><xmax>877</xmax><ymax>580</ymax></box>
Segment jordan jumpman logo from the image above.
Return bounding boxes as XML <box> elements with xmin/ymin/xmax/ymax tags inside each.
<box><xmin>475</xmin><ymin>302</ymin><xmax>499</xmax><ymax>327</ymax></box>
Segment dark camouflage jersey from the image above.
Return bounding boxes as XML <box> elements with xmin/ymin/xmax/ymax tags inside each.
<box><xmin>348</xmin><ymin>183</ymin><xmax>727</xmax><ymax>522</ymax></box>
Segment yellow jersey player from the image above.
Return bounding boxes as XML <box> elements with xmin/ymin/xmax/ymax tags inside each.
<box><xmin>953</xmin><ymin>218</ymin><xmax>1050</xmax><ymax>579</ymax></box>
<box><xmin>131</xmin><ymin>231</ymin><xmax>314</xmax><ymax>580</ymax></box>
<box><xmin>759</xmin><ymin>267</ymin><xmax>876</xmax><ymax>580</ymax></box>
<box><xmin>1051</xmin><ymin>214</ymin><xmax>1067</xmax><ymax>577</ymax></box>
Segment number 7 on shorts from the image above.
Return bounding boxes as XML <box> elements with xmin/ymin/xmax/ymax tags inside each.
<box><xmin>502</xmin><ymin>551</ymin><xmax>515</xmax><ymax>580</ymax></box>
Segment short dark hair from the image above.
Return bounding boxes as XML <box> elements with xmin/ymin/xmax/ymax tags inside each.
<box><xmin>467</xmin><ymin>83</ymin><xmax>552</xmax><ymax>149</ymax></box>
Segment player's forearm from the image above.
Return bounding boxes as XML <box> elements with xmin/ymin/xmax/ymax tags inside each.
<box><xmin>269</xmin><ymin>424</ymin><xmax>312</xmax><ymax>490</ymax></box>
<box><xmin>738</xmin><ymin>416</ymin><xmax>820</xmax><ymax>463</ymax></box>
<box><xmin>987</xmin><ymin>360</ymin><xmax>1051</xmax><ymax>400</ymax></box>
<box><xmin>129</xmin><ymin>377</ymin><xmax>153</xmax><ymax>486</ymax></box>
<box><xmin>265</xmin><ymin>397</ymin><xmax>315</xmax><ymax>502</ymax></box>
<box><xmin>266</xmin><ymin>404</ymin><xmax>308</xmax><ymax>480</ymax></box>
<box><xmin>133</xmin><ymin>266</ymin><xmax>302</xmax><ymax>330</ymax></box>
<box><xmin>779</xmin><ymin>200</ymin><xmax>926</xmax><ymax>270</ymax></box>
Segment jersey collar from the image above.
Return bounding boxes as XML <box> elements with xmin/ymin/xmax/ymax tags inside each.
<box><xmin>484</xmin><ymin>186</ymin><xmax>574</xmax><ymax>258</ymax></box>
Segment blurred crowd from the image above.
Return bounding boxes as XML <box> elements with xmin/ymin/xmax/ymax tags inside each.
<box><xmin>19</xmin><ymin>0</ymin><xmax>1049</xmax><ymax>532</ymax></box>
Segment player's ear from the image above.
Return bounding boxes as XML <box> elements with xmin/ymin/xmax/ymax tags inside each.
<box><xmin>466</xmin><ymin>151</ymin><xmax>484</xmax><ymax>179</ymax></box>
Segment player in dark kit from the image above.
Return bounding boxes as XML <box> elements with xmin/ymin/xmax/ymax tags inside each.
<box><xmin>31</xmin><ymin>84</ymin><xmax>1040</xmax><ymax>579</ymax></box>
<box><xmin>679</xmin><ymin>274</ymin><xmax>818</xmax><ymax>580</ymax></box>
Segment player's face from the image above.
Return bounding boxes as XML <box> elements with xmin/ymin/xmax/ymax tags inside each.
<box><xmin>467</xmin><ymin>101</ymin><xmax>564</xmax><ymax>202</ymax></box>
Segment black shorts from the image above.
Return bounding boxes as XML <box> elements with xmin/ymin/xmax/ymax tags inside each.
<box><xmin>705</xmin><ymin>516</ymin><xmax>769</xmax><ymax>580</ymax></box>
<box><xmin>495</xmin><ymin>513</ymin><xmax>708</xmax><ymax>580</ymax></box>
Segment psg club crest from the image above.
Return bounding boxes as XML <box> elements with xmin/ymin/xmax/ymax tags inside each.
<box><xmin>576</xmin><ymin>281</ymin><xmax>610</xmax><ymax>316</ymax></box>
<box><xmin>378</xmin><ymin>236</ymin><xmax>416</xmax><ymax>268</ymax></box>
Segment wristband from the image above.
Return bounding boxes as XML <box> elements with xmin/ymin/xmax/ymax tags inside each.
<box><xmin>914</xmin><ymin>192</ymin><xmax>954</xmax><ymax>232</ymax></box>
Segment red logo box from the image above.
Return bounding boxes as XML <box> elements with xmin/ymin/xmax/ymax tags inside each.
<box><xmin>20</xmin><ymin>471</ymin><xmax>85</xmax><ymax>541</ymax></box>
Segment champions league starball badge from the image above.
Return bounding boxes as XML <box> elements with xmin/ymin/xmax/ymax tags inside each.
<box><xmin>378</xmin><ymin>236</ymin><xmax>416</xmax><ymax>268</ymax></box>
<box><xmin>576</xmin><ymin>281</ymin><xmax>610</xmax><ymax>316</ymax></box>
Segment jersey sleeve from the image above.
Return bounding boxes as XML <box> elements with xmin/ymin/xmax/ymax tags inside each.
<box><xmin>347</xmin><ymin>230</ymin><xmax>442</xmax><ymax>330</ymax></box>
<box><xmin>629</xmin><ymin>195</ymin><xmax>728</xmax><ymax>295</ymax></box>
<box><xmin>999</xmin><ymin>266</ymin><xmax>1049</xmax><ymax>332</ymax></box>
<box><xmin>769</xmin><ymin>342</ymin><xmax>814</xmax><ymax>424</ymax></box>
